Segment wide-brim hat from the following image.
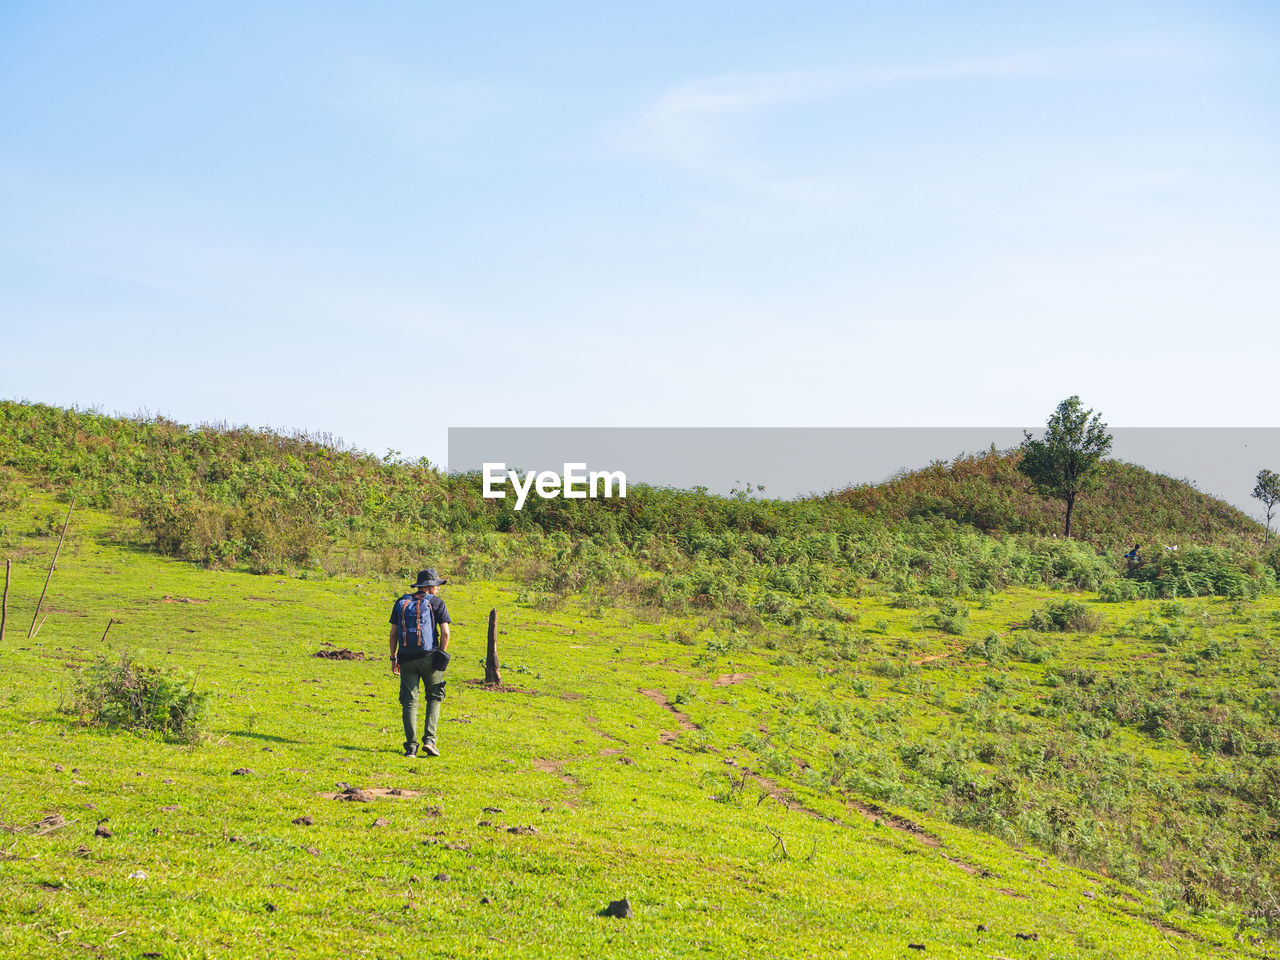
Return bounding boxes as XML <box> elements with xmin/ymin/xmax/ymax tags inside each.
<box><xmin>412</xmin><ymin>568</ymin><xmax>448</xmax><ymax>588</ymax></box>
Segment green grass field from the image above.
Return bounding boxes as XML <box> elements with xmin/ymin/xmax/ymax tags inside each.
<box><xmin>3</xmin><ymin>489</ymin><xmax>1277</xmax><ymax>958</ymax></box>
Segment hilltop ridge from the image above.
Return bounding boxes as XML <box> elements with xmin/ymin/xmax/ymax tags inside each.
<box><xmin>828</xmin><ymin>447</ymin><xmax>1264</xmax><ymax>552</ymax></box>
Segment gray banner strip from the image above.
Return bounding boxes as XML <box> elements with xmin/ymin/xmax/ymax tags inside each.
<box><xmin>448</xmin><ymin>427</ymin><xmax>1280</xmax><ymax>519</ymax></box>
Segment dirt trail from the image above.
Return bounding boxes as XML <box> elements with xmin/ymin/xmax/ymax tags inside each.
<box><xmin>638</xmin><ymin>687</ymin><xmax>1000</xmax><ymax>882</ymax></box>
<box><xmin>842</xmin><ymin>799</ymin><xmax>944</xmax><ymax>849</ymax></box>
<box><xmin>721</xmin><ymin>757</ymin><xmax>843</xmax><ymax>824</ymax></box>
<box><xmin>639</xmin><ymin>688</ymin><xmax>699</xmax><ymax>732</ymax></box>
<box><xmin>583</xmin><ymin>715</ymin><xmax>627</xmax><ymax>745</ymax></box>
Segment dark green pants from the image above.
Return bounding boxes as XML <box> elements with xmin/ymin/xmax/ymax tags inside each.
<box><xmin>399</xmin><ymin>656</ymin><xmax>446</xmax><ymax>749</ymax></box>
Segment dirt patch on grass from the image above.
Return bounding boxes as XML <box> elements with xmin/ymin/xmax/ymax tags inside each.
<box><xmin>940</xmin><ymin>854</ymin><xmax>994</xmax><ymax>877</ymax></box>
<box><xmin>16</xmin><ymin>813</ymin><xmax>74</xmax><ymax>836</ymax></box>
<box><xmin>639</xmin><ymin>689</ymin><xmax>699</xmax><ymax>732</ymax></box>
<box><xmin>316</xmin><ymin>787</ymin><xmax>420</xmax><ymax>801</ymax></box>
<box><xmin>532</xmin><ymin>758</ymin><xmax>581</xmax><ymax>788</ymax></box>
<box><xmin>711</xmin><ymin>673</ymin><xmax>751</xmax><ymax>687</ymax></box>
<box><xmin>312</xmin><ymin>649</ymin><xmax>368</xmax><ymax>661</ymax></box>
<box><xmin>912</xmin><ymin>653</ymin><xmax>952</xmax><ymax>666</ymax></box>
<box><xmin>463</xmin><ymin>680</ymin><xmax>540</xmax><ymax>695</ymax></box>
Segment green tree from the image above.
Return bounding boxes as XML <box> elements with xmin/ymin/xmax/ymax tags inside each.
<box><xmin>1252</xmin><ymin>468</ymin><xmax>1280</xmax><ymax>543</ymax></box>
<box><xmin>1019</xmin><ymin>396</ymin><xmax>1113</xmax><ymax>539</ymax></box>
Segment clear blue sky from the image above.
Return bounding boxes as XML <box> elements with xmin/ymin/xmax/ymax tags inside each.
<box><xmin>2</xmin><ymin>2</ymin><xmax>1277</xmax><ymax>466</ymax></box>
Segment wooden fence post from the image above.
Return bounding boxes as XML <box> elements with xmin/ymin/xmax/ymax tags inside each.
<box><xmin>485</xmin><ymin>608</ymin><xmax>502</xmax><ymax>686</ymax></box>
<box><xmin>29</xmin><ymin>497</ymin><xmax>75</xmax><ymax>639</ymax></box>
<box><xmin>1</xmin><ymin>559</ymin><xmax>10</xmax><ymax>645</ymax></box>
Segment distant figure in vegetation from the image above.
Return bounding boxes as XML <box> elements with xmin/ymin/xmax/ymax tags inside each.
<box><xmin>389</xmin><ymin>569</ymin><xmax>452</xmax><ymax>757</ymax></box>
<box><xmin>1123</xmin><ymin>544</ymin><xmax>1139</xmax><ymax>562</ymax></box>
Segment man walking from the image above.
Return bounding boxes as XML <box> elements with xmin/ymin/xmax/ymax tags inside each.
<box><xmin>389</xmin><ymin>568</ymin><xmax>452</xmax><ymax>757</ymax></box>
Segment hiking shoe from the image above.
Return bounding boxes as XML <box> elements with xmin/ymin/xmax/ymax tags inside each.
<box><xmin>404</xmin><ymin>744</ymin><xmax>418</xmax><ymax>758</ymax></box>
<box><xmin>422</xmin><ymin>743</ymin><xmax>439</xmax><ymax>757</ymax></box>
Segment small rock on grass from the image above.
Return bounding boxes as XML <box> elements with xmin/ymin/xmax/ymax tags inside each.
<box><xmin>292</xmin><ymin>815</ymin><xmax>314</xmax><ymax>826</ymax></box>
<box><xmin>306</xmin><ymin>846</ymin><xmax>321</xmax><ymax>856</ymax></box>
<box><xmin>232</xmin><ymin>768</ymin><xmax>253</xmax><ymax>776</ymax></box>
<box><xmin>603</xmin><ymin>898</ymin><xmax>632</xmax><ymax>919</ymax></box>
<box><xmin>128</xmin><ymin>870</ymin><xmax>147</xmax><ymax>880</ymax></box>
<box><xmin>372</xmin><ymin>817</ymin><xmax>389</xmax><ymax>827</ymax></box>
<box><xmin>434</xmin><ymin>873</ymin><xmax>450</xmax><ymax>882</ymax></box>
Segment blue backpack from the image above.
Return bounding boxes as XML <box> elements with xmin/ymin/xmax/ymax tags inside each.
<box><xmin>394</xmin><ymin>594</ymin><xmax>436</xmax><ymax>657</ymax></box>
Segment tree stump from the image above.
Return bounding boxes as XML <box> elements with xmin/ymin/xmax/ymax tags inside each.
<box><xmin>484</xmin><ymin>608</ymin><xmax>502</xmax><ymax>686</ymax></box>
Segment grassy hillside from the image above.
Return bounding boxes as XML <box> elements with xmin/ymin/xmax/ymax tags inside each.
<box><xmin>3</xmin><ymin>401</ymin><xmax>1279</xmax><ymax>954</ymax></box>
<box><xmin>829</xmin><ymin>447</ymin><xmax>1266</xmax><ymax>552</ymax></box>
<box><xmin>1</xmin><ymin>487</ymin><xmax>1279</xmax><ymax>956</ymax></box>
<box><xmin>2</xmin><ymin>402</ymin><xmax>1275</xmax><ymax>615</ymax></box>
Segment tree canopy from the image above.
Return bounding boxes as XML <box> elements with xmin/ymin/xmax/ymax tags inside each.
<box><xmin>1253</xmin><ymin>468</ymin><xmax>1280</xmax><ymax>543</ymax></box>
<box><xmin>1018</xmin><ymin>396</ymin><xmax>1113</xmax><ymax>539</ymax></box>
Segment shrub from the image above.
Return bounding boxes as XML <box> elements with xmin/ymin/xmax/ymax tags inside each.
<box><xmin>964</xmin><ymin>633</ymin><xmax>1006</xmax><ymax>663</ymax></box>
<box><xmin>1126</xmin><ymin>546</ymin><xmax>1276</xmax><ymax>599</ymax></box>
<box><xmin>1099</xmin><ymin>579</ymin><xmax>1140</xmax><ymax>602</ymax></box>
<box><xmin>928</xmin><ymin>599</ymin><xmax>970</xmax><ymax>635</ymax></box>
<box><xmin>67</xmin><ymin>652</ymin><xmax>209</xmax><ymax>743</ymax></box>
<box><xmin>1028</xmin><ymin>598</ymin><xmax>1104</xmax><ymax>633</ymax></box>
<box><xmin>1010</xmin><ymin>634</ymin><xmax>1056</xmax><ymax>663</ymax></box>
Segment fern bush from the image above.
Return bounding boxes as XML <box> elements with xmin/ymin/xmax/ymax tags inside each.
<box><xmin>68</xmin><ymin>652</ymin><xmax>209</xmax><ymax>743</ymax></box>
